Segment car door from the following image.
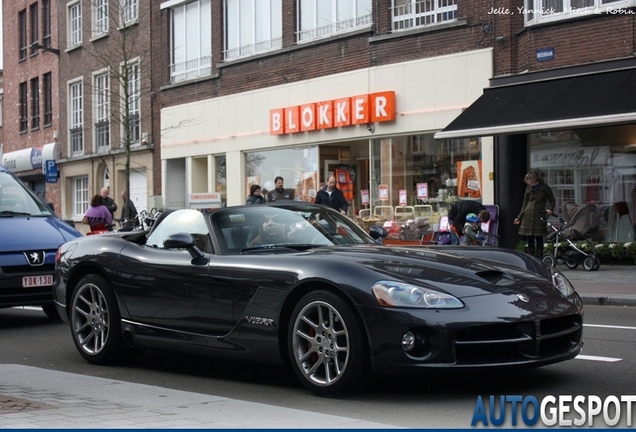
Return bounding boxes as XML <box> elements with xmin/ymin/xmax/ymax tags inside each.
<box><xmin>117</xmin><ymin>209</ymin><xmax>235</xmax><ymax>336</ymax></box>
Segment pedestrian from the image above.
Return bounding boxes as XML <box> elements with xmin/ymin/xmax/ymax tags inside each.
<box><xmin>120</xmin><ymin>190</ymin><xmax>139</xmax><ymax>230</ymax></box>
<box><xmin>462</xmin><ymin>213</ymin><xmax>481</xmax><ymax>245</ymax></box>
<box><xmin>266</xmin><ymin>176</ymin><xmax>294</xmax><ymax>202</ymax></box>
<box><xmin>82</xmin><ymin>194</ymin><xmax>112</xmax><ymax>231</ymax></box>
<box><xmin>514</xmin><ymin>171</ymin><xmax>555</xmax><ymax>258</ymax></box>
<box><xmin>314</xmin><ymin>175</ymin><xmax>349</xmax><ymax>215</ymax></box>
<box><xmin>447</xmin><ymin>201</ymin><xmax>490</xmax><ymax>245</ymax></box>
<box><xmin>101</xmin><ymin>187</ymin><xmax>118</xmax><ymax>219</ymax></box>
<box><xmin>246</xmin><ymin>184</ymin><xmax>265</xmax><ymax>205</ymax></box>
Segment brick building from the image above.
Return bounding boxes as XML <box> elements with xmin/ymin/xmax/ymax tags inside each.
<box><xmin>151</xmin><ymin>0</ymin><xmax>635</xmax><ymax>248</ymax></box>
<box><xmin>55</xmin><ymin>0</ymin><xmax>157</xmax><ymax>233</ymax></box>
<box><xmin>2</xmin><ymin>0</ymin><xmax>61</xmax><ymax>212</ymax></box>
<box><xmin>438</xmin><ymin>0</ymin><xmax>636</xmax><ymax>247</ymax></box>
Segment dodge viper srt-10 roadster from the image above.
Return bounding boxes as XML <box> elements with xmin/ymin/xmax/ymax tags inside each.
<box><xmin>54</xmin><ymin>203</ymin><xmax>583</xmax><ymax>395</ymax></box>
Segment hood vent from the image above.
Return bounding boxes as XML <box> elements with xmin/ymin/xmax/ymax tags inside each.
<box><xmin>475</xmin><ymin>270</ymin><xmax>516</xmax><ymax>286</ymax></box>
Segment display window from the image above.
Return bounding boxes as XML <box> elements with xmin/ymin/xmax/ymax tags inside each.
<box><xmin>244</xmin><ymin>146</ymin><xmax>319</xmax><ymax>204</ymax></box>
<box><xmin>529</xmin><ymin>130</ymin><xmax>636</xmax><ymax>242</ymax></box>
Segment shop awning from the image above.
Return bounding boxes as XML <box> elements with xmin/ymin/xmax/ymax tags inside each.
<box><xmin>434</xmin><ymin>68</ymin><xmax>636</xmax><ymax>140</ymax></box>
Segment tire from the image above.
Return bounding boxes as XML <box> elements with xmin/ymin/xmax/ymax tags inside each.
<box><xmin>593</xmin><ymin>256</ymin><xmax>601</xmax><ymax>271</ymax></box>
<box><xmin>41</xmin><ymin>303</ymin><xmax>61</xmax><ymax>320</ymax></box>
<box><xmin>542</xmin><ymin>254</ymin><xmax>557</xmax><ymax>268</ymax></box>
<box><xmin>583</xmin><ymin>256</ymin><xmax>596</xmax><ymax>271</ymax></box>
<box><xmin>288</xmin><ymin>290</ymin><xmax>370</xmax><ymax>396</ymax></box>
<box><xmin>564</xmin><ymin>260</ymin><xmax>579</xmax><ymax>270</ymax></box>
<box><xmin>70</xmin><ymin>274</ymin><xmax>137</xmax><ymax>365</ymax></box>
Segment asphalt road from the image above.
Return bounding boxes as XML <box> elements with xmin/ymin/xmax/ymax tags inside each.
<box><xmin>1</xmin><ymin>304</ymin><xmax>635</xmax><ymax>428</ymax></box>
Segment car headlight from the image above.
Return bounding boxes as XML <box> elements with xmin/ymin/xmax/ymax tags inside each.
<box><xmin>372</xmin><ymin>280</ymin><xmax>463</xmax><ymax>309</ymax></box>
<box><xmin>549</xmin><ymin>267</ymin><xmax>575</xmax><ymax>297</ymax></box>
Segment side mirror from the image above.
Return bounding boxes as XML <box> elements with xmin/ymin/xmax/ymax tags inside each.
<box><xmin>46</xmin><ymin>202</ymin><xmax>55</xmax><ymax>212</ymax></box>
<box><xmin>164</xmin><ymin>233</ymin><xmax>206</xmax><ymax>262</ymax></box>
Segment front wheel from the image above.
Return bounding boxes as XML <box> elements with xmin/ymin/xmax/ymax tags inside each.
<box><xmin>70</xmin><ymin>274</ymin><xmax>137</xmax><ymax>364</ymax></box>
<box><xmin>288</xmin><ymin>290</ymin><xmax>370</xmax><ymax>396</ymax></box>
<box><xmin>564</xmin><ymin>260</ymin><xmax>579</xmax><ymax>270</ymax></box>
<box><xmin>583</xmin><ymin>256</ymin><xmax>596</xmax><ymax>271</ymax></box>
<box><xmin>542</xmin><ymin>254</ymin><xmax>557</xmax><ymax>268</ymax></box>
<box><xmin>593</xmin><ymin>256</ymin><xmax>601</xmax><ymax>271</ymax></box>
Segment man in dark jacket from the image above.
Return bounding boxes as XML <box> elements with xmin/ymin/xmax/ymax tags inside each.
<box><xmin>101</xmin><ymin>187</ymin><xmax>118</xmax><ymax>219</ymax></box>
<box><xmin>266</xmin><ymin>176</ymin><xmax>294</xmax><ymax>202</ymax></box>
<box><xmin>447</xmin><ymin>200</ymin><xmax>490</xmax><ymax>245</ymax></box>
<box><xmin>314</xmin><ymin>175</ymin><xmax>349</xmax><ymax>215</ymax></box>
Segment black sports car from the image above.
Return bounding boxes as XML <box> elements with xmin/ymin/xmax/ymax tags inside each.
<box><xmin>53</xmin><ymin>203</ymin><xmax>583</xmax><ymax>395</ymax></box>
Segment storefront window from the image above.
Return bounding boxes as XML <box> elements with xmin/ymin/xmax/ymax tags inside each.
<box><xmin>245</xmin><ymin>146</ymin><xmax>319</xmax><ymax>203</ymax></box>
<box><xmin>368</xmin><ymin>134</ymin><xmax>481</xmax><ymax>218</ymax></box>
<box><xmin>529</xmin><ymin>130</ymin><xmax>636</xmax><ymax>242</ymax></box>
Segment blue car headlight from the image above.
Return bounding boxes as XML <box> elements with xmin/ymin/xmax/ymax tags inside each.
<box><xmin>549</xmin><ymin>267</ymin><xmax>575</xmax><ymax>297</ymax></box>
<box><xmin>372</xmin><ymin>280</ymin><xmax>464</xmax><ymax>309</ymax></box>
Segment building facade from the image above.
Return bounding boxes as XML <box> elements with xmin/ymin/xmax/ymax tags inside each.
<box><xmin>2</xmin><ymin>0</ymin><xmax>61</xmax><ymax>212</ymax></box>
<box><xmin>152</xmin><ymin>0</ymin><xmax>500</xmax><ymax>238</ymax></box>
<box><xmin>55</xmin><ymin>0</ymin><xmax>157</xmax><ymax>233</ymax></box>
<box><xmin>438</xmin><ymin>0</ymin><xmax>636</xmax><ymax>247</ymax></box>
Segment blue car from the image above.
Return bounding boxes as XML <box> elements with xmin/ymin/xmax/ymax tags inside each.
<box><xmin>0</xmin><ymin>164</ymin><xmax>82</xmax><ymax>318</ymax></box>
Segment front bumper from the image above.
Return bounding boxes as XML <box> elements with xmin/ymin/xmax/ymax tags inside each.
<box><xmin>358</xmin><ymin>291</ymin><xmax>583</xmax><ymax>375</ymax></box>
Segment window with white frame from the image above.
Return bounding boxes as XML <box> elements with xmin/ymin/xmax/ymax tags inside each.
<box><xmin>391</xmin><ymin>0</ymin><xmax>457</xmax><ymax>31</ymax></box>
<box><xmin>166</xmin><ymin>0</ymin><xmax>212</xmax><ymax>83</ymax></box>
<box><xmin>122</xmin><ymin>0</ymin><xmax>139</xmax><ymax>25</ymax></box>
<box><xmin>94</xmin><ymin>72</ymin><xmax>110</xmax><ymax>152</ymax></box>
<box><xmin>524</xmin><ymin>0</ymin><xmax>630</xmax><ymax>26</ymax></box>
<box><xmin>69</xmin><ymin>80</ymin><xmax>84</xmax><ymax>156</ymax></box>
<box><xmin>224</xmin><ymin>0</ymin><xmax>282</xmax><ymax>60</ymax></box>
<box><xmin>124</xmin><ymin>62</ymin><xmax>140</xmax><ymax>145</ymax></box>
<box><xmin>68</xmin><ymin>2</ymin><xmax>82</xmax><ymax>47</ymax></box>
<box><xmin>73</xmin><ymin>176</ymin><xmax>90</xmax><ymax>217</ymax></box>
<box><xmin>94</xmin><ymin>0</ymin><xmax>109</xmax><ymax>36</ymax></box>
<box><xmin>298</xmin><ymin>0</ymin><xmax>372</xmax><ymax>42</ymax></box>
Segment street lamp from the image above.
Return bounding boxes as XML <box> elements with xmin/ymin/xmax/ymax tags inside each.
<box><xmin>30</xmin><ymin>42</ymin><xmax>60</xmax><ymax>56</ymax></box>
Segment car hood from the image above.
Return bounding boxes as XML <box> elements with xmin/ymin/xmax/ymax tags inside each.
<box><xmin>308</xmin><ymin>245</ymin><xmax>559</xmax><ymax>299</ymax></box>
<box><xmin>0</xmin><ymin>216</ymin><xmax>82</xmax><ymax>252</ymax></box>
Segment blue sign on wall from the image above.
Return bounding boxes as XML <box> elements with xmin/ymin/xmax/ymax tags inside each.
<box><xmin>45</xmin><ymin>160</ymin><xmax>58</xmax><ymax>183</ymax></box>
<box><xmin>536</xmin><ymin>48</ymin><xmax>554</xmax><ymax>62</ymax></box>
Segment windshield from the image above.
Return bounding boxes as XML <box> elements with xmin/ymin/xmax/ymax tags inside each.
<box><xmin>0</xmin><ymin>170</ymin><xmax>54</xmax><ymax>216</ymax></box>
<box><xmin>211</xmin><ymin>205</ymin><xmax>374</xmax><ymax>253</ymax></box>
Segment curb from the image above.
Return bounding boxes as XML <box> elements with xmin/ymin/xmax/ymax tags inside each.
<box><xmin>579</xmin><ymin>295</ymin><xmax>636</xmax><ymax>307</ymax></box>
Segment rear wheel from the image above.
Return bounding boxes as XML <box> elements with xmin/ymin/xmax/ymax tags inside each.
<box><xmin>542</xmin><ymin>254</ymin><xmax>557</xmax><ymax>268</ymax></box>
<box><xmin>583</xmin><ymin>256</ymin><xmax>596</xmax><ymax>271</ymax></box>
<box><xmin>70</xmin><ymin>274</ymin><xmax>139</xmax><ymax>364</ymax></box>
<box><xmin>288</xmin><ymin>290</ymin><xmax>370</xmax><ymax>396</ymax></box>
<box><xmin>593</xmin><ymin>255</ymin><xmax>601</xmax><ymax>271</ymax></box>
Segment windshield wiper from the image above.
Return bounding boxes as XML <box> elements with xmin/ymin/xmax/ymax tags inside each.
<box><xmin>0</xmin><ymin>210</ymin><xmax>32</xmax><ymax>216</ymax></box>
<box><xmin>240</xmin><ymin>243</ymin><xmax>325</xmax><ymax>253</ymax></box>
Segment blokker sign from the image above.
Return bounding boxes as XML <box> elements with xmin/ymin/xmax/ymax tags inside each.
<box><xmin>270</xmin><ymin>91</ymin><xmax>396</xmax><ymax>135</ymax></box>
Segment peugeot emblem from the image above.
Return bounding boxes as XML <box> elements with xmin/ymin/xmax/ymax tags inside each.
<box><xmin>24</xmin><ymin>251</ymin><xmax>45</xmax><ymax>266</ymax></box>
<box><xmin>516</xmin><ymin>293</ymin><xmax>530</xmax><ymax>303</ymax></box>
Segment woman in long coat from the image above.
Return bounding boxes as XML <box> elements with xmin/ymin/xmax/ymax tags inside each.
<box><xmin>514</xmin><ymin>171</ymin><xmax>555</xmax><ymax>258</ymax></box>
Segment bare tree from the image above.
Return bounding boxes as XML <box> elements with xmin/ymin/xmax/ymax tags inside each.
<box><xmin>84</xmin><ymin>0</ymin><xmax>152</xmax><ymax>223</ymax></box>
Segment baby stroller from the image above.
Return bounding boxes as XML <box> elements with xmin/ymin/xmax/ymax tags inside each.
<box><xmin>541</xmin><ymin>202</ymin><xmax>601</xmax><ymax>271</ymax></box>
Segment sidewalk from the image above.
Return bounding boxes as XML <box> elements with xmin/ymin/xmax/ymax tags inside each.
<box><xmin>0</xmin><ymin>364</ymin><xmax>397</xmax><ymax>429</ymax></box>
<box><xmin>1</xmin><ymin>265</ymin><xmax>633</xmax><ymax>429</ymax></box>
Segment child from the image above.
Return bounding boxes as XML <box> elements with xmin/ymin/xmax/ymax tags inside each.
<box><xmin>462</xmin><ymin>213</ymin><xmax>481</xmax><ymax>245</ymax></box>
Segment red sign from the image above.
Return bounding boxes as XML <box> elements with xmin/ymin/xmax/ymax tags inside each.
<box><xmin>270</xmin><ymin>91</ymin><xmax>396</xmax><ymax>135</ymax></box>
<box><xmin>361</xmin><ymin>189</ymin><xmax>370</xmax><ymax>205</ymax></box>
